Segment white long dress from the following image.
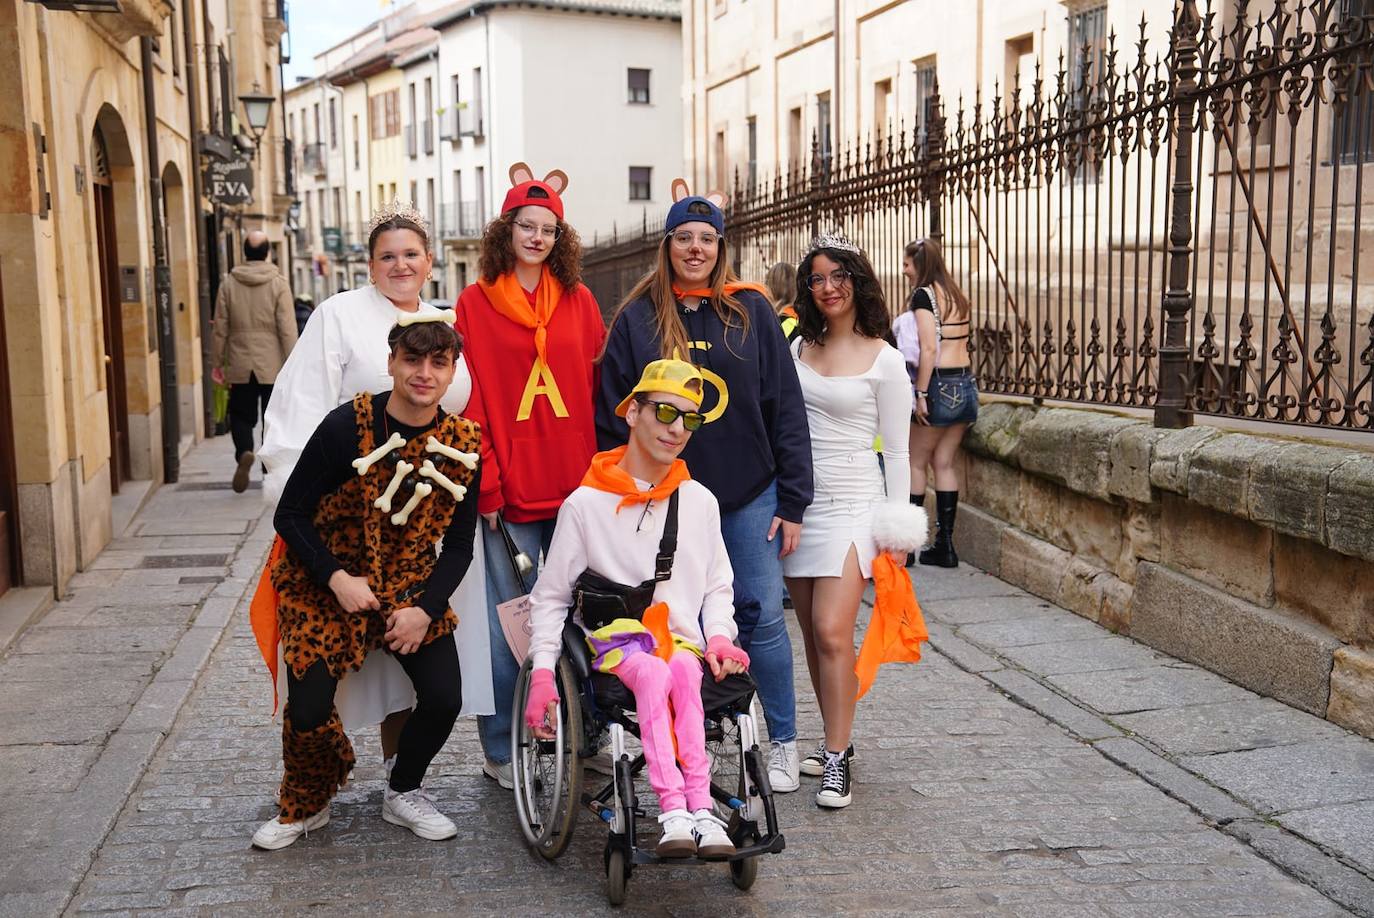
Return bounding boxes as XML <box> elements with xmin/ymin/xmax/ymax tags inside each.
<box><xmin>259</xmin><ymin>284</ymin><xmax>495</xmax><ymax>724</ymax></box>
<box><xmin>782</xmin><ymin>339</ymin><xmax>913</xmax><ymax>579</ymax></box>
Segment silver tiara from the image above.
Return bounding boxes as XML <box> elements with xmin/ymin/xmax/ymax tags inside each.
<box><xmin>807</xmin><ymin>232</ymin><xmax>861</xmax><ymax>256</ymax></box>
<box><xmin>366</xmin><ymin>200</ymin><xmax>430</xmax><ymax>238</ymax></box>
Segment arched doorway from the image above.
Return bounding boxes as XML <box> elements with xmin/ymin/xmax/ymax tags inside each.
<box><xmin>92</xmin><ymin>109</ymin><xmax>134</xmax><ymax>492</ymax></box>
<box><xmin>162</xmin><ymin>162</ymin><xmax>198</xmax><ymax>440</ymax></box>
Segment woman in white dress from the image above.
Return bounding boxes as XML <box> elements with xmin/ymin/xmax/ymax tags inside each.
<box><xmin>258</xmin><ymin>204</ymin><xmax>493</xmax><ymax>770</ymax></box>
<box><xmin>781</xmin><ymin>233</ymin><xmax>915</xmax><ymax>810</ymax></box>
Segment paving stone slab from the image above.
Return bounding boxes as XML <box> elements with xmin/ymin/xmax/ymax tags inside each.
<box><xmin>1182</xmin><ymin>737</ymin><xmax>1374</xmax><ymax>814</ymax></box>
<box><xmin>0</xmin><ymin>651</ymin><xmax>163</xmax><ymax>682</ymax></box>
<box><xmin>913</xmin><ymin>565</ymin><xmax>1033</xmax><ymax>602</ymax></box>
<box><xmin>1114</xmin><ymin>698</ymin><xmax>1351</xmax><ymax>757</ymax></box>
<box><xmin>1045</xmin><ymin>664</ymin><xmax>1256</xmax><ymax>715</ymax></box>
<box><xmin>1226</xmin><ymin>818</ymin><xmax>1374</xmax><ymax>918</ymax></box>
<box><xmin>134</xmin><ymin>520</ymin><xmax>251</xmax><ymax>537</ymax></box>
<box><xmin>1278</xmin><ymin>799</ymin><xmax>1374</xmax><ymax>878</ymax></box>
<box><xmin>984</xmin><ymin>669</ymin><xmax>1122</xmax><ymax>741</ymax></box>
<box><xmin>925</xmin><ymin>623</ymin><xmax>1006</xmax><ymax>674</ymax></box>
<box><xmin>997</xmin><ymin>636</ymin><xmax>1174</xmax><ymax>676</ymax></box>
<box><xmin>921</xmin><ymin>593</ymin><xmax>1062</xmax><ymax>627</ymax></box>
<box><xmin>0</xmin><ymin>743</ymin><xmax>102</xmax><ymax>794</ymax></box>
<box><xmin>1090</xmin><ymin>737</ymin><xmax>1253</xmax><ymax>826</ymax></box>
<box><xmin>960</xmin><ymin>613</ymin><xmax>1122</xmax><ymax>650</ymax></box>
<box><xmin>13</xmin><ymin>625</ymin><xmax>187</xmax><ymax>655</ymax></box>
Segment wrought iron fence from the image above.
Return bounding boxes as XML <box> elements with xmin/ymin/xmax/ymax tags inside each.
<box><xmin>582</xmin><ymin>0</ymin><xmax>1374</xmax><ymax>432</ymax></box>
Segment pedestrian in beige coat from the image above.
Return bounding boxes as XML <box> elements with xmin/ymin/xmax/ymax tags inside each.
<box><xmin>211</xmin><ymin>231</ymin><xmax>298</xmax><ymax>492</ymax></box>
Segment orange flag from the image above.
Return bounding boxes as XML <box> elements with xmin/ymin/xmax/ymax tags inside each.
<box><xmin>855</xmin><ymin>553</ymin><xmax>929</xmax><ymax>699</ymax></box>
<box><xmin>249</xmin><ymin>535</ymin><xmax>287</xmax><ymax>713</ymax></box>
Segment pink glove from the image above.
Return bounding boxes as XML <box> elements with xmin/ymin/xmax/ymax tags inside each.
<box><xmin>524</xmin><ymin>668</ymin><xmax>560</xmax><ymax>731</ymax></box>
<box><xmin>707</xmin><ymin>635</ymin><xmax>750</xmax><ymax>670</ymax></box>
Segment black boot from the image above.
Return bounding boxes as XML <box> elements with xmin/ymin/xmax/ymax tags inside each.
<box><xmin>919</xmin><ymin>491</ymin><xmax>959</xmax><ymax>568</ymax></box>
<box><xmin>905</xmin><ymin>493</ymin><xmax>925</xmax><ymax>567</ymax></box>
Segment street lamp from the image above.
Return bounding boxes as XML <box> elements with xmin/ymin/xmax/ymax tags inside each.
<box><xmin>238</xmin><ymin>85</ymin><xmax>276</xmax><ymax>146</ymax></box>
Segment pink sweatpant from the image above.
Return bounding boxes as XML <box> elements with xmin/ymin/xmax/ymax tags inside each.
<box><xmin>614</xmin><ymin>649</ymin><xmax>710</xmax><ymax>814</ymax></box>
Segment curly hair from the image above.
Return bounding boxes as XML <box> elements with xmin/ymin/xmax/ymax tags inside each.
<box><xmin>794</xmin><ymin>246</ymin><xmax>893</xmax><ymax>345</ymax></box>
<box><xmin>477</xmin><ymin>209</ymin><xmax>583</xmax><ymax>289</ymax></box>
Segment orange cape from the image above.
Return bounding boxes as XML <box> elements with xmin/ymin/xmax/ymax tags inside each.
<box><xmin>477</xmin><ymin>267</ymin><xmax>564</xmax><ymax>365</ymax></box>
<box><xmin>249</xmin><ymin>535</ymin><xmax>288</xmax><ymax>713</ymax></box>
<box><xmin>854</xmin><ymin>554</ymin><xmax>929</xmax><ymax>699</ymax></box>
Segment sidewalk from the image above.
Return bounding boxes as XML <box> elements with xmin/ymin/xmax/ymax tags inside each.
<box><xmin>0</xmin><ymin>438</ymin><xmax>274</xmax><ymax>918</ymax></box>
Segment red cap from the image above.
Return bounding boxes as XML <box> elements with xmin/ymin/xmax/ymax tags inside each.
<box><xmin>502</xmin><ymin>180</ymin><xmax>564</xmax><ymax>221</ymax></box>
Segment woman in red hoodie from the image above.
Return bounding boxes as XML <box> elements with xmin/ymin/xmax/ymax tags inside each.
<box><xmin>454</xmin><ymin>162</ymin><xmax>606</xmax><ymax>786</ymax></box>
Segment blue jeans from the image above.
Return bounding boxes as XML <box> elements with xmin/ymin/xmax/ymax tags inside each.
<box><xmin>477</xmin><ymin>516</ymin><xmax>557</xmax><ymax>765</ymax></box>
<box><xmin>720</xmin><ymin>482</ymin><xmax>797</xmax><ymax>744</ymax></box>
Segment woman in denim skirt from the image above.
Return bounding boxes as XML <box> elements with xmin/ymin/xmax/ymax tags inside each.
<box><xmin>908</xmin><ymin>238</ymin><xmax>977</xmax><ymax>567</ymax></box>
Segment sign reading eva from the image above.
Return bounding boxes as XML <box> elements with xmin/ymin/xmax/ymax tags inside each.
<box><xmin>205</xmin><ymin>157</ymin><xmax>254</xmax><ymax>205</ymax></box>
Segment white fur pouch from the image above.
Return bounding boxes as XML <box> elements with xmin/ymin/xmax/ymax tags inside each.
<box><xmin>873</xmin><ymin>502</ymin><xmax>929</xmax><ymax>554</ymax></box>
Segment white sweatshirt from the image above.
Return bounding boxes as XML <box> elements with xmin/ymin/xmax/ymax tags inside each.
<box><xmin>526</xmin><ymin>480</ymin><xmax>737</xmax><ymax>673</ymax></box>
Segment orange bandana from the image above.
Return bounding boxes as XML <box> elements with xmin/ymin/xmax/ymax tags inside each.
<box><xmin>580</xmin><ymin>446</ymin><xmax>691</xmax><ymax>513</ymax></box>
<box><xmin>477</xmin><ymin>267</ymin><xmax>565</xmax><ymax>364</ymax></box>
<box><xmin>671</xmin><ymin>281</ymin><xmax>770</xmax><ymax>301</ymax></box>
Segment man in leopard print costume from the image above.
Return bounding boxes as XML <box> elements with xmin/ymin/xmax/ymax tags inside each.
<box><xmin>252</xmin><ymin>318</ymin><xmax>482</xmax><ymax>850</ymax></box>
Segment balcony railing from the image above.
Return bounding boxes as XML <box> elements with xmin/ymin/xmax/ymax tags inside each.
<box><xmin>301</xmin><ymin>142</ymin><xmax>326</xmax><ymax>177</ymax></box>
<box><xmin>439</xmin><ymin>202</ymin><xmax>482</xmax><ymax>239</ymax></box>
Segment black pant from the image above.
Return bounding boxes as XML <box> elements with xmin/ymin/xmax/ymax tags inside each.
<box><xmin>285</xmin><ymin>636</ymin><xmax>462</xmax><ymax>793</ymax></box>
<box><xmin>228</xmin><ymin>374</ymin><xmax>273</xmax><ymax>460</ymax></box>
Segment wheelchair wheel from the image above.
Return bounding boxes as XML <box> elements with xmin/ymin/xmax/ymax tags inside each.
<box><xmin>729</xmin><ymin>847</ymin><xmax>760</xmax><ymax>890</ymax></box>
<box><xmin>511</xmin><ymin>656</ymin><xmax>583</xmax><ymax>860</ymax></box>
<box><xmin>606</xmin><ymin>846</ymin><xmax>629</xmax><ymax>907</ymax></box>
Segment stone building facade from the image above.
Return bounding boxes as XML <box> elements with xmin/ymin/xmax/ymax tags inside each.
<box><xmin>0</xmin><ymin>0</ymin><xmax>292</xmax><ymax>601</ymax></box>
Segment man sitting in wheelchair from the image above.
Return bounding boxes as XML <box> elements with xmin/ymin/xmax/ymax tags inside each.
<box><xmin>522</xmin><ymin>357</ymin><xmax>751</xmax><ymax>859</ymax></box>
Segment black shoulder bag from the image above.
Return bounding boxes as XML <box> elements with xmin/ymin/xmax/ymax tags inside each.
<box><xmin>573</xmin><ymin>491</ymin><xmax>679</xmax><ymax>632</ymax></box>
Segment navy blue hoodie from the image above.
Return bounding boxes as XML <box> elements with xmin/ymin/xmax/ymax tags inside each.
<box><xmin>596</xmin><ymin>288</ymin><xmax>814</xmax><ymax>523</ymax></box>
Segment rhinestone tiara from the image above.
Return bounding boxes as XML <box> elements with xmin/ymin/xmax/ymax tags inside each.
<box><xmin>366</xmin><ymin>199</ymin><xmax>430</xmax><ymax>238</ymax></box>
<box><xmin>807</xmin><ymin>231</ymin><xmax>862</xmax><ymax>256</ymax></box>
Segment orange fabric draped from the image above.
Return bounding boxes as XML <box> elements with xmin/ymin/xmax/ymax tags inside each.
<box><xmin>250</xmin><ymin>535</ymin><xmax>288</xmax><ymax>713</ymax></box>
<box><xmin>641</xmin><ymin>602</ymin><xmax>676</xmax><ymax>663</ymax></box>
<box><xmin>477</xmin><ymin>268</ymin><xmax>564</xmax><ymax>365</ymax></box>
<box><xmin>854</xmin><ymin>553</ymin><xmax>929</xmax><ymax>700</ymax></box>
<box><xmin>579</xmin><ymin>445</ymin><xmax>691</xmax><ymax>513</ymax></box>
<box><xmin>671</xmin><ymin>281</ymin><xmax>770</xmax><ymax>300</ymax></box>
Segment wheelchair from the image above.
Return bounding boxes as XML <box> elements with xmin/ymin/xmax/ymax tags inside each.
<box><xmin>510</xmin><ymin>621</ymin><xmax>786</xmax><ymax>906</ymax></box>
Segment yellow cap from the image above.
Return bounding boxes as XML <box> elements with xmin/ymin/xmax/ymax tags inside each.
<box><xmin>615</xmin><ymin>358</ymin><xmax>705</xmax><ymax>417</ymax></box>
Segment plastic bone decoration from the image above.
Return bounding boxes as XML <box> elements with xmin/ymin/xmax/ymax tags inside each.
<box><xmin>425</xmin><ymin>436</ymin><xmax>479</xmax><ymax>470</ymax></box>
<box><xmin>418</xmin><ymin>459</ymin><xmax>467</xmax><ymax>502</ymax></box>
<box><xmin>391</xmin><ymin>481</ymin><xmax>433</xmax><ymax>526</ymax></box>
<box><xmin>396</xmin><ymin>308</ymin><xmax>457</xmax><ymax>327</ymax></box>
<box><xmin>353</xmin><ymin>433</ymin><xmax>406</xmax><ymax>476</ymax></box>
<box><xmin>373</xmin><ymin>460</ymin><xmax>415</xmax><ymax>514</ymax></box>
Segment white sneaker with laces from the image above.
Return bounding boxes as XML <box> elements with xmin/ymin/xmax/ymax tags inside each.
<box><xmin>482</xmin><ymin>758</ymin><xmax>513</xmax><ymax>790</ymax></box>
<box><xmin>767</xmin><ymin>740</ymin><xmax>800</xmax><ymax>793</ymax></box>
<box><xmin>251</xmin><ymin>807</ymin><xmax>329</xmax><ymax>850</ymax></box>
<box><xmin>656</xmin><ymin>809</ymin><xmax>697</xmax><ymax>858</ymax></box>
<box><xmin>382</xmin><ymin>787</ymin><xmax>457</xmax><ymax>840</ymax></box>
<box><xmin>816</xmin><ymin>750</ymin><xmax>853</xmax><ymax>809</ymax></box>
<box><xmin>692</xmin><ymin>809</ymin><xmax>736</xmax><ymax>859</ymax></box>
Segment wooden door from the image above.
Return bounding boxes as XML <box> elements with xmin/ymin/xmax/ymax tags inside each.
<box><xmin>0</xmin><ymin>259</ymin><xmax>19</xmax><ymax>594</ymax></box>
<box><xmin>94</xmin><ymin>181</ymin><xmax>130</xmax><ymax>492</ymax></box>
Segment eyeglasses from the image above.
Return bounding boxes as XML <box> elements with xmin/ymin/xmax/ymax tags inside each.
<box><xmin>668</xmin><ymin>231</ymin><xmax>720</xmax><ymax>248</ymax></box>
<box><xmin>806</xmin><ymin>269</ymin><xmax>852</xmax><ymax>290</ymax></box>
<box><xmin>640</xmin><ymin>399</ymin><xmax>706</xmax><ymax>431</ymax></box>
<box><xmin>514</xmin><ymin>219</ymin><xmax>561</xmax><ymax>241</ymax></box>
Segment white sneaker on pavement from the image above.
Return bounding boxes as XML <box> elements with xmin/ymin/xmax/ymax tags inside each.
<box><xmin>482</xmin><ymin>758</ymin><xmax>513</xmax><ymax>790</ymax></box>
<box><xmin>767</xmin><ymin>740</ymin><xmax>800</xmax><ymax>793</ymax></box>
<box><xmin>656</xmin><ymin>809</ymin><xmax>697</xmax><ymax>858</ymax></box>
<box><xmin>692</xmin><ymin>809</ymin><xmax>736</xmax><ymax>859</ymax></box>
<box><xmin>251</xmin><ymin>808</ymin><xmax>329</xmax><ymax>850</ymax></box>
<box><xmin>382</xmin><ymin>787</ymin><xmax>457</xmax><ymax>840</ymax></box>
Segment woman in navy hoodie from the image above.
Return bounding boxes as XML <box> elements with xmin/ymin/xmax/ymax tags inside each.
<box><xmin>596</xmin><ymin>180</ymin><xmax>813</xmax><ymax>793</ymax></box>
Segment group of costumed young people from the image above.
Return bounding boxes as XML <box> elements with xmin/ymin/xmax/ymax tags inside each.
<box><xmin>247</xmin><ymin>161</ymin><xmax>936</xmax><ymax>857</ymax></box>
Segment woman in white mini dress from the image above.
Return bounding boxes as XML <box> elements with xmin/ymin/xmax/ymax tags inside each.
<box><xmin>782</xmin><ymin>234</ymin><xmax>915</xmax><ymax>810</ymax></box>
<box><xmin>259</xmin><ymin>208</ymin><xmax>493</xmax><ymax>768</ymax></box>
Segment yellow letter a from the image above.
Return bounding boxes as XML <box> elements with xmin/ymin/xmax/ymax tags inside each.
<box><xmin>516</xmin><ymin>357</ymin><xmax>569</xmax><ymax>420</ymax></box>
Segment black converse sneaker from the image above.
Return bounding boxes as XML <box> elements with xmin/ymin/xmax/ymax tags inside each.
<box><xmin>815</xmin><ymin>750</ymin><xmax>852</xmax><ymax>808</ymax></box>
<box><xmin>799</xmin><ymin>741</ymin><xmax>855</xmax><ymax>777</ymax></box>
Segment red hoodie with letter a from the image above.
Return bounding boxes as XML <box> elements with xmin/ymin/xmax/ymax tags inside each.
<box><xmin>455</xmin><ymin>279</ymin><xmax>606</xmax><ymax>523</ymax></box>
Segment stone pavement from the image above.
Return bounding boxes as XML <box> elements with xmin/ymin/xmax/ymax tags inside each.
<box><xmin>2</xmin><ymin>435</ymin><xmax>1369</xmax><ymax>916</ymax></box>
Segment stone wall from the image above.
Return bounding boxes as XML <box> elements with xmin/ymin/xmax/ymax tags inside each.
<box><xmin>953</xmin><ymin>401</ymin><xmax>1374</xmax><ymax>739</ymax></box>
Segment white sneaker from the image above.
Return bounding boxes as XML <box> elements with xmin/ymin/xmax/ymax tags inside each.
<box><xmin>656</xmin><ymin>809</ymin><xmax>697</xmax><ymax>858</ymax></box>
<box><xmin>692</xmin><ymin>809</ymin><xmax>736</xmax><ymax>859</ymax></box>
<box><xmin>251</xmin><ymin>808</ymin><xmax>329</xmax><ymax>850</ymax></box>
<box><xmin>767</xmin><ymin>740</ymin><xmax>800</xmax><ymax>793</ymax></box>
<box><xmin>482</xmin><ymin>758</ymin><xmax>513</xmax><ymax>790</ymax></box>
<box><xmin>382</xmin><ymin>788</ymin><xmax>457</xmax><ymax>840</ymax></box>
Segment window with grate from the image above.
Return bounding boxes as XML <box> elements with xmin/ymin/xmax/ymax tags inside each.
<box><xmin>628</xmin><ymin>68</ymin><xmax>651</xmax><ymax>104</ymax></box>
<box><xmin>915</xmin><ymin>58</ymin><xmax>937</xmax><ymax>153</ymax></box>
<box><xmin>630</xmin><ymin>166</ymin><xmax>652</xmax><ymax>201</ymax></box>
<box><xmin>1332</xmin><ymin>0</ymin><xmax>1374</xmax><ymax>163</ymax></box>
<box><xmin>1067</xmin><ymin>4</ymin><xmax>1106</xmax><ymax>183</ymax></box>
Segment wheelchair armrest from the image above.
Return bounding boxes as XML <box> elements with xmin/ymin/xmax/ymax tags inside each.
<box><xmin>560</xmin><ymin>619</ymin><xmax>592</xmax><ymax>683</ymax></box>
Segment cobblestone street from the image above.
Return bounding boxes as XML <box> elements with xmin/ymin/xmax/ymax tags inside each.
<box><xmin>4</xmin><ymin>438</ymin><xmax>1372</xmax><ymax>917</ymax></box>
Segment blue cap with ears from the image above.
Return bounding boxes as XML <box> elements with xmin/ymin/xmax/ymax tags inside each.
<box><xmin>664</xmin><ymin>195</ymin><xmax>725</xmax><ymax>236</ymax></box>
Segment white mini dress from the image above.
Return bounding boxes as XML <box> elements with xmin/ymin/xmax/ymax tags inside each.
<box><xmin>782</xmin><ymin>339</ymin><xmax>913</xmax><ymax>579</ymax></box>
